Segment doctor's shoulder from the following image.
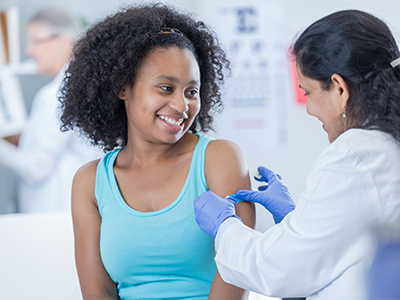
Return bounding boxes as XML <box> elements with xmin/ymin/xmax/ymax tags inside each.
<box><xmin>329</xmin><ymin>128</ymin><xmax>400</xmax><ymax>160</ymax></box>
<box><xmin>204</xmin><ymin>138</ymin><xmax>256</xmax><ymax>228</ymax></box>
<box><xmin>309</xmin><ymin>128</ymin><xmax>400</xmax><ymax>196</ymax></box>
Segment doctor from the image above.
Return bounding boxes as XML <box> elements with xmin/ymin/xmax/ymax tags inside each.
<box><xmin>194</xmin><ymin>9</ymin><xmax>400</xmax><ymax>300</ymax></box>
<box><xmin>0</xmin><ymin>8</ymin><xmax>100</xmax><ymax>212</ymax></box>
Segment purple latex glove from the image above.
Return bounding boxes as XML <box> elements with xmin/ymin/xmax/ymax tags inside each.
<box><xmin>236</xmin><ymin>166</ymin><xmax>295</xmax><ymax>224</ymax></box>
<box><xmin>194</xmin><ymin>191</ymin><xmax>241</xmax><ymax>238</ymax></box>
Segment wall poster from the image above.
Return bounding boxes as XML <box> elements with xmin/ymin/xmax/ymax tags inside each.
<box><xmin>216</xmin><ymin>1</ymin><xmax>289</xmax><ymax>154</ymax></box>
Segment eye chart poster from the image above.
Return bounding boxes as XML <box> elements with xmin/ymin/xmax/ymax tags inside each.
<box><xmin>216</xmin><ymin>1</ymin><xmax>289</xmax><ymax>154</ymax></box>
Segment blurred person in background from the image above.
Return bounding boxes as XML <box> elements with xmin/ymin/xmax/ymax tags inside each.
<box><xmin>0</xmin><ymin>7</ymin><xmax>100</xmax><ymax>213</ymax></box>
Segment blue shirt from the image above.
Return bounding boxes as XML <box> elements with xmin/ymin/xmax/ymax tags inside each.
<box><xmin>96</xmin><ymin>134</ymin><xmax>217</xmax><ymax>299</ymax></box>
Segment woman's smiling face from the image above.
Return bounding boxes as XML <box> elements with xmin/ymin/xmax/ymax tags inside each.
<box><xmin>120</xmin><ymin>46</ymin><xmax>201</xmax><ymax>145</ymax></box>
<box><xmin>296</xmin><ymin>64</ymin><xmax>346</xmax><ymax>143</ymax></box>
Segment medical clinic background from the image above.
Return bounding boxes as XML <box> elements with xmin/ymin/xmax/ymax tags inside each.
<box><xmin>2</xmin><ymin>0</ymin><xmax>400</xmax><ymax>229</ymax></box>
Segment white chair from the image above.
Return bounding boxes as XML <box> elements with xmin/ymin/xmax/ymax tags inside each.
<box><xmin>0</xmin><ymin>212</ymin><xmax>82</xmax><ymax>300</ymax></box>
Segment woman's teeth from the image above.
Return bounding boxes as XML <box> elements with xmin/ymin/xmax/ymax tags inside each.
<box><xmin>159</xmin><ymin>115</ymin><xmax>184</xmax><ymax>126</ymax></box>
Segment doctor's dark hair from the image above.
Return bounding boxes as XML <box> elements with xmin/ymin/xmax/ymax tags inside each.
<box><xmin>292</xmin><ymin>9</ymin><xmax>400</xmax><ymax>142</ymax></box>
<box><xmin>59</xmin><ymin>3</ymin><xmax>229</xmax><ymax>151</ymax></box>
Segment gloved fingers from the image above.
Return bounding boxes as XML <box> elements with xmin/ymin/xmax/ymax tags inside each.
<box><xmin>258</xmin><ymin>185</ymin><xmax>268</xmax><ymax>191</ymax></box>
<box><xmin>193</xmin><ymin>191</ymin><xmax>220</xmax><ymax>235</ymax></box>
<box><xmin>282</xmin><ymin>185</ymin><xmax>291</xmax><ymax>194</ymax></box>
<box><xmin>225</xmin><ymin>195</ymin><xmax>238</xmax><ymax>205</ymax></box>
<box><xmin>194</xmin><ymin>191</ymin><xmax>216</xmax><ymax>211</ymax></box>
<box><xmin>235</xmin><ymin>190</ymin><xmax>265</xmax><ymax>204</ymax></box>
<box><xmin>276</xmin><ymin>174</ymin><xmax>288</xmax><ymax>185</ymax></box>
<box><xmin>257</xmin><ymin>166</ymin><xmax>278</xmax><ymax>184</ymax></box>
<box><xmin>254</xmin><ymin>175</ymin><xmax>267</xmax><ymax>182</ymax></box>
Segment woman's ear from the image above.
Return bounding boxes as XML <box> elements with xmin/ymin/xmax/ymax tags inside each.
<box><xmin>330</xmin><ymin>73</ymin><xmax>350</xmax><ymax>108</ymax></box>
<box><xmin>119</xmin><ymin>88</ymin><xmax>127</xmax><ymax>100</ymax></box>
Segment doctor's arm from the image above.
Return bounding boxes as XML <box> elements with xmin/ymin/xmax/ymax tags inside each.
<box><xmin>72</xmin><ymin>160</ymin><xmax>119</xmax><ymax>300</ymax></box>
<box><xmin>204</xmin><ymin>139</ymin><xmax>255</xmax><ymax>300</ymax></box>
<box><xmin>212</xmin><ymin>146</ymin><xmax>378</xmax><ymax>298</ymax></box>
<box><xmin>0</xmin><ymin>93</ymin><xmax>71</xmax><ymax>185</ymax></box>
<box><xmin>0</xmin><ymin>137</ymin><xmax>57</xmax><ymax>184</ymax></box>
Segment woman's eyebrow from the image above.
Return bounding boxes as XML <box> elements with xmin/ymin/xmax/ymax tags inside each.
<box><xmin>155</xmin><ymin>75</ymin><xmax>179</xmax><ymax>82</ymax></box>
<box><xmin>155</xmin><ymin>75</ymin><xmax>200</xmax><ymax>85</ymax></box>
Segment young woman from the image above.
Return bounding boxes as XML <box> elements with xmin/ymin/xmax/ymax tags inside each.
<box><xmin>59</xmin><ymin>4</ymin><xmax>255</xmax><ymax>300</ymax></box>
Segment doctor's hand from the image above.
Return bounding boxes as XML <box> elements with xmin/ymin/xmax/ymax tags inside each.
<box><xmin>236</xmin><ymin>166</ymin><xmax>295</xmax><ymax>224</ymax></box>
<box><xmin>194</xmin><ymin>191</ymin><xmax>241</xmax><ymax>238</ymax></box>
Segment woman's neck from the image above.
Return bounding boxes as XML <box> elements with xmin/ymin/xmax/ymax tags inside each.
<box><xmin>118</xmin><ymin>133</ymin><xmax>196</xmax><ymax>168</ymax></box>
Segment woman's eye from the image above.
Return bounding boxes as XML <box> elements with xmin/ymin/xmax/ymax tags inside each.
<box><xmin>186</xmin><ymin>89</ymin><xmax>198</xmax><ymax>97</ymax></box>
<box><xmin>160</xmin><ymin>86</ymin><xmax>172</xmax><ymax>92</ymax></box>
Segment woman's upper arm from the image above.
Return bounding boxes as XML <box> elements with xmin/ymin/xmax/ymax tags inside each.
<box><xmin>205</xmin><ymin>140</ymin><xmax>255</xmax><ymax>299</ymax></box>
<box><xmin>72</xmin><ymin>160</ymin><xmax>118</xmax><ymax>300</ymax></box>
<box><xmin>205</xmin><ymin>139</ymin><xmax>255</xmax><ymax>229</ymax></box>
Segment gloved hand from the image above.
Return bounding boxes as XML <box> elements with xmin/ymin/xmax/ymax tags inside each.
<box><xmin>194</xmin><ymin>191</ymin><xmax>241</xmax><ymax>238</ymax></box>
<box><xmin>236</xmin><ymin>166</ymin><xmax>295</xmax><ymax>224</ymax></box>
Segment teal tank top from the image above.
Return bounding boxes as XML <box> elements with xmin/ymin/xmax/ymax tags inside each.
<box><xmin>96</xmin><ymin>134</ymin><xmax>217</xmax><ymax>300</ymax></box>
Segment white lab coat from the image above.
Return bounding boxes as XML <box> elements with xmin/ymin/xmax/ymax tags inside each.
<box><xmin>0</xmin><ymin>67</ymin><xmax>101</xmax><ymax>213</ymax></box>
<box><xmin>215</xmin><ymin>129</ymin><xmax>400</xmax><ymax>300</ymax></box>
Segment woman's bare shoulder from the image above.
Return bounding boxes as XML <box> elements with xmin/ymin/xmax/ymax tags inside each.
<box><xmin>74</xmin><ymin>159</ymin><xmax>100</xmax><ymax>182</ymax></box>
<box><xmin>206</xmin><ymin>139</ymin><xmax>248</xmax><ymax>172</ymax></box>
<box><xmin>72</xmin><ymin>159</ymin><xmax>101</xmax><ymax>205</ymax></box>
<box><xmin>205</xmin><ymin>138</ymin><xmax>255</xmax><ymax>228</ymax></box>
<box><xmin>205</xmin><ymin>139</ymin><xmax>250</xmax><ymax>195</ymax></box>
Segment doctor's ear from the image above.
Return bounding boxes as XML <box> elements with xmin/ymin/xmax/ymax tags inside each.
<box><xmin>330</xmin><ymin>73</ymin><xmax>350</xmax><ymax>107</ymax></box>
<box><xmin>119</xmin><ymin>88</ymin><xmax>128</xmax><ymax>100</ymax></box>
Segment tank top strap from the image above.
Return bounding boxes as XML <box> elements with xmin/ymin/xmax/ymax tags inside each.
<box><xmin>191</xmin><ymin>134</ymin><xmax>214</xmax><ymax>191</ymax></box>
<box><xmin>191</xmin><ymin>134</ymin><xmax>245</xmax><ymax>204</ymax></box>
<box><xmin>95</xmin><ymin>148</ymin><xmax>122</xmax><ymax>217</ymax></box>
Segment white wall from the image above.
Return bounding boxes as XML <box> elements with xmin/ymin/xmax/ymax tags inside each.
<box><xmin>1</xmin><ymin>0</ymin><xmax>400</xmax><ymax>229</ymax></box>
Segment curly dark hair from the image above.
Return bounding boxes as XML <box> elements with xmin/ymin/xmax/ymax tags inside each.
<box><xmin>59</xmin><ymin>3</ymin><xmax>229</xmax><ymax>151</ymax></box>
<box><xmin>292</xmin><ymin>10</ymin><xmax>400</xmax><ymax>143</ymax></box>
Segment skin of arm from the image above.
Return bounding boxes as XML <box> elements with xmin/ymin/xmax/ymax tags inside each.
<box><xmin>205</xmin><ymin>139</ymin><xmax>255</xmax><ymax>300</ymax></box>
<box><xmin>71</xmin><ymin>160</ymin><xmax>119</xmax><ymax>300</ymax></box>
<box><xmin>3</xmin><ymin>134</ymin><xmax>20</xmax><ymax>146</ymax></box>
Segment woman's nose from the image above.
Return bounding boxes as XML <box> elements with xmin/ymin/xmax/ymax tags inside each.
<box><xmin>169</xmin><ymin>93</ymin><xmax>189</xmax><ymax>113</ymax></box>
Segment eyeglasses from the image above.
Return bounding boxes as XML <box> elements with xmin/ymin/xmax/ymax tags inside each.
<box><xmin>26</xmin><ymin>34</ymin><xmax>59</xmax><ymax>46</ymax></box>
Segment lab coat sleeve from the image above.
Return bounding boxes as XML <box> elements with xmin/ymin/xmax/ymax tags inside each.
<box><xmin>214</xmin><ymin>141</ymin><xmax>383</xmax><ymax>298</ymax></box>
<box><xmin>0</xmin><ymin>138</ymin><xmax>56</xmax><ymax>185</ymax></box>
<box><xmin>0</xmin><ymin>80</ymin><xmax>71</xmax><ymax>186</ymax></box>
